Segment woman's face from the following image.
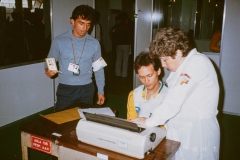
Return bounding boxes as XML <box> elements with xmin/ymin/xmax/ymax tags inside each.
<box><xmin>160</xmin><ymin>50</ymin><xmax>184</xmax><ymax>72</ymax></box>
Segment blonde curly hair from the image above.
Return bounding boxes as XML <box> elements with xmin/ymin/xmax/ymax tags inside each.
<box><xmin>149</xmin><ymin>27</ymin><xmax>192</xmax><ymax>58</ymax></box>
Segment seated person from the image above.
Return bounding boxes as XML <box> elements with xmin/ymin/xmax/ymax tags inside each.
<box><xmin>127</xmin><ymin>52</ymin><xmax>168</xmax><ymax>120</ymax></box>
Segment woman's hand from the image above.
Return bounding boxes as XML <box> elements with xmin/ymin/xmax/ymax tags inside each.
<box><xmin>130</xmin><ymin>117</ymin><xmax>147</xmax><ymax>125</ymax></box>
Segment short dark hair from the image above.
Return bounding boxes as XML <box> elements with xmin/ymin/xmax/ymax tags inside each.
<box><xmin>70</xmin><ymin>5</ymin><xmax>96</xmax><ymax>23</ymax></box>
<box><xmin>149</xmin><ymin>27</ymin><xmax>192</xmax><ymax>58</ymax></box>
<box><xmin>134</xmin><ymin>52</ymin><xmax>161</xmax><ymax>74</ymax></box>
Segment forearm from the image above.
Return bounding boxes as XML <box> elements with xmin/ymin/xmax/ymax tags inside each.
<box><xmin>94</xmin><ymin>68</ymin><xmax>105</xmax><ymax>94</ymax></box>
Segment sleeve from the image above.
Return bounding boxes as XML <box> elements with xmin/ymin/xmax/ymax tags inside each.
<box><xmin>47</xmin><ymin>39</ymin><xmax>60</xmax><ymax>61</ymax></box>
<box><xmin>127</xmin><ymin>90</ymin><xmax>138</xmax><ymax>120</ymax></box>
<box><xmin>93</xmin><ymin>41</ymin><xmax>105</xmax><ymax>94</ymax></box>
<box><xmin>146</xmin><ymin>57</ymin><xmax>208</xmax><ymax>126</ymax></box>
<box><xmin>44</xmin><ymin>39</ymin><xmax>60</xmax><ymax>69</ymax></box>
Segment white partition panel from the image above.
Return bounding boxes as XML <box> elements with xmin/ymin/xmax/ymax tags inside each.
<box><xmin>219</xmin><ymin>0</ymin><xmax>240</xmax><ymax>115</ymax></box>
<box><xmin>0</xmin><ymin>63</ymin><xmax>54</xmax><ymax>127</ymax></box>
<box><xmin>133</xmin><ymin>0</ymin><xmax>153</xmax><ymax>88</ymax></box>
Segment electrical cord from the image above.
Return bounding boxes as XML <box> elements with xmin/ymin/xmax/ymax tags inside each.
<box><xmin>148</xmin><ymin>149</ymin><xmax>156</xmax><ymax>160</ymax></box>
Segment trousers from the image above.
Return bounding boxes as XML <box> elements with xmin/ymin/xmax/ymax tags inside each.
<box><xmin>55</xmin><ymin>82</ymin><xmax>95</xmax><ymax>111</ymax></box>
<box><xmin>115</xmin><ymin>45</ymin><xmax>131</xmax><ymax>77</ymax></box>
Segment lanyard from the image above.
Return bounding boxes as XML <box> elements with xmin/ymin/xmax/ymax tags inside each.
<box><xmin>70</xmin><ymin>35</ymin><xmax>87</xmax><ymax>65</ymax></box>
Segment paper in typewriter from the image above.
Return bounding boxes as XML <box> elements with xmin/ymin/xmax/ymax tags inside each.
<box><xmin>78</xmin><ymin>107</ymin><xmax>115</xmax><ymax>119</ymax></box>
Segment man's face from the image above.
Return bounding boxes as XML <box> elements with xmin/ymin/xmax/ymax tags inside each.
<box><xmin>70</xmin><ymin>16</ymin><xmax>91</xmax><ymax>38</ymax></box>
<box><xmin>137</xmin><ymin>64</ymin><xmax>160</xmax><ymax>91</ymax></box>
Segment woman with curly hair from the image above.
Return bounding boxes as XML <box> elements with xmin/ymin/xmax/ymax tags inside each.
<box><xmin>132</xmin><ymin>27</ymin><xmax>220</xmax><ymax>160</ymax></box>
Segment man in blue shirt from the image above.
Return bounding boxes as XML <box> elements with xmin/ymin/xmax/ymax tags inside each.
<box><xmin>45</xmin><ymin>5</ymin><xmax>106</xmax><ymax>111</ymax></box>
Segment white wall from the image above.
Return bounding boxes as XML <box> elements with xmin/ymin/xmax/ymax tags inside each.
<box><xmin>0</xmin><ymin>62</ymin><xmax>54</xmax><ymax>127</ymax></box>
<box><xmin>133</xmin><ymin>0</ymin><xmax>154</xmax><ymax>88</ymax></box>
<box><xmin>219</xmin><ymin>0</ymin><xmax>240</xmax><ymax>115</ymax></box>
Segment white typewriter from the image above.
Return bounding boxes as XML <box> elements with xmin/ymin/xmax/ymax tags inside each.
<box><xmin>76</xmin><ymin>112</ymin><xmax>166</xmax><ymax>159</ymax></box>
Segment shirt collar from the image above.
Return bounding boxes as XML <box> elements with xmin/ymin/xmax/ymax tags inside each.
<box><xmin>142</xmin><ymin>81</ymin><xmax>164</xmax><ymax>100</ymax></box>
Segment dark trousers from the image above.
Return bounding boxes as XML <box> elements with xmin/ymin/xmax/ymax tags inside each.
<box><xmin>55</xmin><ymin>82</ymin><xmax>95</xmax><ymax>111</ymax></box>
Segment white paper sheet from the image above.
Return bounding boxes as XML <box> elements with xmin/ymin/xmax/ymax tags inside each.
<box><xmin>92</xmin><ymin>57</ymin><xmax>107</xmax><ymax>72</ymax></box>
<box><xmin>78</xmin><ymin>107</ymin><xmax>115</xmax><ymax>119</ymax></box>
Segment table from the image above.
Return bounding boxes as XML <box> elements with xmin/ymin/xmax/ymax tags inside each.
<box><xmin>20</xmin><ymin>103</ymin><xmax>180</xmax><ymax>160</ymax></box>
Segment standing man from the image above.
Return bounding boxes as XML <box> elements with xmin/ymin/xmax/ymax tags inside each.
<box><xmin>45</xmin><ymin>5</ymin><xmax>106</xmax><ymax>111</ymax></box>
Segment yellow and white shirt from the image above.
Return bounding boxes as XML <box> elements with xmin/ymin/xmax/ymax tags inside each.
<box><xmin>127</xmin><ymin>81</ymin><xmax>168</xmax><ymax>120</ymax></box>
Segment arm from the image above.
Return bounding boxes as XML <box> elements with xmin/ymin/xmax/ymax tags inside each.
<box><xmin>146</xmin><ymin>56</ymin><xmax>209</xmax><ymax>126</ymax></box>
<box><xmin>209</xmin><ymin>31</ymin><xmax>221</xmax><ymax>52</ymax></box>
<box><xmin>93</xmin><ymin>41</ymin><xmax>105</xmax><ymax>105</ymax></box>
<box><xmin>127</xmin><ymin>90</ymin><xmax>138</xmax><ymax>120</ymax></box>
<box><xmin>45</xmin><ymin>39</ymin><xmax>59</xmax><ymax>78</ymax></box>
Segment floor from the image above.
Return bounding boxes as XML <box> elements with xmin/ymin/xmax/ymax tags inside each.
<box><xmin>0</xmin><ymin>53</ymin><xmax>240</xmax><ymax>160</ymax></box>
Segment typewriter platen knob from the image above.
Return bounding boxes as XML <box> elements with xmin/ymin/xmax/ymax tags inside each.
<box><xmin>150</xmin><ymin>133</ymin><xmax>156</xmax><ymax>142</ymax></box>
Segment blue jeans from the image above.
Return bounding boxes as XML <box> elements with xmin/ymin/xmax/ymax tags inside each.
<box><xmin>56</xmin><ymin>82</ymin><xmax>95</xmax><ymax>111</ymax></box>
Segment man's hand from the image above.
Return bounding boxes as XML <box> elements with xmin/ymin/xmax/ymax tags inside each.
<box><xmin>97</xmin><ymin>94</ymin><xmax>105</xmax><ymax>105</ymax></box>
<box><xmin>45</xmin><ymin>68</ymin><xmax>58</xmax><ymax>78</ymax></box>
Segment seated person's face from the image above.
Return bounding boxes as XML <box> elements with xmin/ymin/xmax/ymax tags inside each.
<box><xmin>137</xmin><ymin>64</ymin><xmax>160</xmax><ymax>91</ymax></box>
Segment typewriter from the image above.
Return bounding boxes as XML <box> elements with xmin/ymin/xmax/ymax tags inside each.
<box><xmin>76</xmin><ymin>112</ymin><xmax>166</xmax><ymax>159</ymax></box>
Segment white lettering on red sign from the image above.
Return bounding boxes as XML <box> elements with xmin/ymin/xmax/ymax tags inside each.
<box><xmin>31</xmin><ymin>135</ymin><xmax>52</xmax><ymax>154</ymax></box>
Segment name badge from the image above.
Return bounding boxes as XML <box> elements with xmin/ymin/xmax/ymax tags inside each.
<box><xmin>68</xmin><ymin>63</ymin><xmax>79</xmax><ymax>74</ymax></box>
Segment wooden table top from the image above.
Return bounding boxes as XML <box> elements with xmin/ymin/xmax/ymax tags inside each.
<box><xmin>20</xmin><ymin>103</ymin><xmax>180</xmax><ymax>160</ymax></box>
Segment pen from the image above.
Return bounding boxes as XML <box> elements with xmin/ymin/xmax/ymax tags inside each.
<box><xmin>149</xmin><ymin>113</ymin><xmax>152</xmax><ymax>118</ymax></box>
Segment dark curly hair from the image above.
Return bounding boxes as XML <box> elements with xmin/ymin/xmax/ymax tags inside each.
<box><xmin>149</xmin><ymin>27</ymin><xmax>192</xmax><ymax>58</ymax></box>
<box><xmin>134</xmin><ymin>52</ymin><xmax>161</xmax><ymax>74</ymax></box>
<box><xmin>70</xmin><ymin>5</ymin><xmax>96</xmax><ymax>23</ymax></box>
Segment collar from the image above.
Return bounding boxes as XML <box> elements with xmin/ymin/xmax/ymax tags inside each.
<box><xmin>142</xmin><ymin>81</ymin><xmax>164</xmax><ymax>100</ymax></box>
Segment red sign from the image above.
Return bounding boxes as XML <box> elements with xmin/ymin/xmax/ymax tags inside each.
<box><xmin>31</xmin><ymin>135</ymin><xmax>52</xmax><ymax>154</ymax></box>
